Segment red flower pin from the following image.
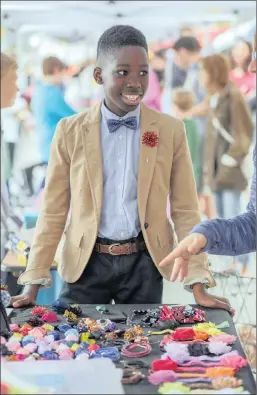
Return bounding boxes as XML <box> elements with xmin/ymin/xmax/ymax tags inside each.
<box><xmin>142</xmin><ymin>131</ymin><xmax>159</xmax><ymax>148</ymax></box>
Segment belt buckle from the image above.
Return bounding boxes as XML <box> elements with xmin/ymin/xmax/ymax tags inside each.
<box><xmin>108</xmin><ymin>243</ymin><xmax>121</xmax><ymax>256</ymax></box>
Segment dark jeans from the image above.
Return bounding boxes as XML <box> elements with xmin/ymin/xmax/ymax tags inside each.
<box><xmin>59</xmin><ymin>233</ymin><xmax>163</xmax><ymax>304</ymax></box>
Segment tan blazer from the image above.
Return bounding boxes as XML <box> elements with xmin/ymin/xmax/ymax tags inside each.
<box><xmin>18</xmin><ymin>103</ymin><xmax>215</xmax><ymax>289</ymax></box>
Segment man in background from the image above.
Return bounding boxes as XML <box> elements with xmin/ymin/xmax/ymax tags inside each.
<box><xmin>161</xmin><ymin>36</ymin><xmax>201</xmax><ymax>114</ymax></box>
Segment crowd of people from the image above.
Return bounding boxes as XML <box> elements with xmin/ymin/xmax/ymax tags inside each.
<box><xmin>1</xmin><ymin>25</ymin><xmax>256</xmax><ymax>310</ymax></box>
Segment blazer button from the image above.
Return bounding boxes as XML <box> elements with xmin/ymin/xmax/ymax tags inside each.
<box><xmin>144</xmin><ymin>223</ymin><xmax>149</xmax><ymax>229</ymax></box>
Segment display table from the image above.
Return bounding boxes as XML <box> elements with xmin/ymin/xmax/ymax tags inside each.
<box><xmin>9</xmin><ymin>304</ymin><xmax>256</xmax><ymax>394</ymax></box>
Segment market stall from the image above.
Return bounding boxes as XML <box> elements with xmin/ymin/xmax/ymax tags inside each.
<box><xmin>1</xmin><ymin>302</ymin><xmax>256</xmax><ymax>394</ymax></box>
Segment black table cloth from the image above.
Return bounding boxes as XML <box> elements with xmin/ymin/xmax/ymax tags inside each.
<box><xmin>9</xmin><ymin>304</ymin><xmax>256</xmax><ymax>394</ymax></box>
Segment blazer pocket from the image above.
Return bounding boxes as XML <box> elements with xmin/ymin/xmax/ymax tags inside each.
<box><xmin>157</xmin><ymin>229</ymin><xmax>174</xmax><ymax>249</ymax></box>
<box><xmin>61</xmin><ymin>233</ymin><xmax>84</xmax><ymax>267</ymax></box>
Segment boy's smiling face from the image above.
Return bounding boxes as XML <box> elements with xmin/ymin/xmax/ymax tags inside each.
<box><xmin>94</xmin><ymin>45</ymin><xmax>149</xmax><ymax>116</ymax></box>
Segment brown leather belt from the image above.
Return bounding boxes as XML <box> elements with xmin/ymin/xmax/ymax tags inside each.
<box><xmin>94</xmin><ymin>241</ymin><xmax>146</xmax><ymax>256</ymax></box>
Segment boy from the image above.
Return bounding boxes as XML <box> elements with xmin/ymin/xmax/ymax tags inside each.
<box><xmin>11</xmin><ymin>26</ymin><xmax>231</xmax><ymax>311</ymax></box>
<box><xmin>172</xmin><ymin>88</ymin><xmax>201</xmax><ymax>191</ymax></box>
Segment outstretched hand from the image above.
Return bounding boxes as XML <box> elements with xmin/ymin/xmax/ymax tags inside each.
<box><xmin>159</xmin><ymin>233</ymin><xmax>207</xmax><ymax>281</ymax></box>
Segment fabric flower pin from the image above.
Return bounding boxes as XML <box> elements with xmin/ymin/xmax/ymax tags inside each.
<box><xmin>142</xmin><ymin>131</ymin><xmax>159</xmax><ymax>148</ymax></box>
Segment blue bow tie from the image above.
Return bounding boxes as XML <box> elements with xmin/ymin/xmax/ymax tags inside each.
<box><xmin>107</xmin><ymin>116</ymin><xmax>137</xmax><ymax>133</ymax></box>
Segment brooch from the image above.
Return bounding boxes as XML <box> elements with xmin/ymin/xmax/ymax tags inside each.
<box><xmin>142</xmin><ymin>131</ymin><xmax>159</xmax><ymax>148</ymax></box>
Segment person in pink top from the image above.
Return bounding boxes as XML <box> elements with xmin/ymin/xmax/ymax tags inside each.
<box><xmin>143</xmin><ymin>68</ymin><xmax>161</xmax><ymax>111</ymax></box>
<box><xmin>230</xmin><ymin>39</ymin><xmax>256</xmax><ymax>99</ymax></box>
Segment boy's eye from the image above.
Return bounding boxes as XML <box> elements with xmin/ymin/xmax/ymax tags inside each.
<box><xmin>140</xmin><ymin>70</ymin><xmax>148</xmax><ymax>76</ymax></box>
<box><xmin>117</xmin><ymin>70</ymin><xmax>128</xmax><ymax>76</ymax></box>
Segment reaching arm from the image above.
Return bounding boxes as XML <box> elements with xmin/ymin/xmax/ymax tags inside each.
<box><xmin>169</xmin><ymin>119</ymin><xmax>215</xmax><ymax>289</ymax></box>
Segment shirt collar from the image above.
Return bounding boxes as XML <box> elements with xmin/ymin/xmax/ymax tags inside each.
<box><xmin>101</xmin><ymin>100</ymin><xmax>140</xmax><ymax>125</ymax></box>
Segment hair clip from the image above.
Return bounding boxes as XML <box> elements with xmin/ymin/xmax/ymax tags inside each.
<box><xmin>121</xmin><ymin>342</ymin><xmax>152</xmax><ymax>358</ymax></box>
<box><xmin>42</xmin><ymin>350</ymin><xmax>59</xmax><ymax>360</ymax></box>
<box><xmin>68</xmin><ymin>304</ymin><xmax>82</xmax><ymax>316</ymax></box>
<box><xmin>209</xmin><ymin>334</ymin><xmax>236</xmax><ymax>345</ymax></box>
<box><xmin>58</xmin><ymin>324</ymin><xmax>73</xmax><ymax>333</ymax></box>
<box><xmin>96</xmin><ymin>305</ymin><xmax>109</xmax><ymax>314</ymax></box>
<box><xmin>163</xmin><ymin>341</ymin><xmax>232</xmax><ymax>362</ymax></box>
<box><xmin>28</xmin><ymin>327</ymin><xmax>46</xmax><ymax>338</ymax></box>
<box><xmin>178</xmin><ymin>355</ymin><xmax>247</xmax><ymax>371</ymax></box>
<box><xmin>212</xmin><ymin>376</ymin><xmax>242</xmax><ymax>390</ymax></box>
<box><xmin>31</xmin><ymin>306</ymin><xmax>47</xmax><ymax>317</ymax></box>
<box><xmin>193</xmin><ymin>322</ymin><xmax>230</xmax><ymax>336</ymax></box>
<box><xmin>171</xmin><ymin>328</ymin><xmax>196</xmax><ymax>341</ymax></box>
<box><xmin>158</xmin><ymin>382</ymin><xmax>190</xmax><ymax>394</ymax></box>
<box><xmin>63</xmin><ymin>310</ymin><xmax>78</xmax><ymax>324</ymax></box>
<box><xmin>9</xmin><ymin>323</ymin><xmax>20</xmax><ymax>332</ymax></box>
<box><xmin>42</xmin><ymin>324</ymin><xmax>55</xmax><ymax>333</ymax></box>
<box><xmin>75</xmin><ymin>342</ymin><xmax>90</xmax><ymax>357</ymax></box>
<box><xmin>26</xmin><ymin>316</ymin><xmax>44</xmax><ymax>327</ymax></box>
<box><xmin>121</xmin><ymin>368</ymin><xmax>145</xmax><ymax>384</ymax></box>
<box><xmin>52</xmin><ymin>300</ymin><xmax>70</xmax><ymax>314</ymax></box>
<box><xmin>124</xmin><ymin>326</ymin><xmax>143</xmax><ymax>341</ymax></box>
<box><xmin>151</xmin><ymin>361</ymin><xmax>235</xmax><ymax>378</ymax></box>
<box><xmin>120</xmin><ymin>359</ymin><xmax>149</xmax><ymax>369</ymax></box>
<box><xmin>89</xmin><ymin>346</ymin><xmax>120</xmax><ymax>362</ymax></box>
<box><xmin>42</xmin><ymin>311</ymin><xmax>58</xmax><ymax>323</ymax></box>
<box><xmin>148</xmin><ymin>329</ymin><xmax>174</xmax><ymax>336</ymax></box>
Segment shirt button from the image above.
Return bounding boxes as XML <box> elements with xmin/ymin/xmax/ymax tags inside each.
<box><xmin>118</xmin><ymin>159</ymin><xmax>122</xmax><ymax>164</ymax></box>
<box><xmin>144</xmin><ymin>223</ymin><xmax>149</xmax><ymax>229</ymax></box>
<box><xmin>118</xmin><ymin>185</ymin><xmax>121</xmax><ymax>190</ymax></box>
<box><xmin>121</xmin><ymin>232</ymin><xmax>125</xmax><ymax>237</ymax></box>
<box><xmin>119</xmin><ymin>135</ymin><xmax>123</xmax><ymax>140</ymax></box>
<box><xmin>119</xmin><ymin>209</ymin><xmax>123</xmax><ymax>214</ymax></box>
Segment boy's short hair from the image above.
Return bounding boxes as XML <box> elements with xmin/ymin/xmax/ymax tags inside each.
<box><xmin>200</xmin><ymin>54</ymin><xmax>230</xmax><ymax>88</ymax></box>
<box><xmin>1</xmin><ymin>52</ymin><xmax>17</xmax><ymax>79</ymax></box>
<box><xmin>42</xmin><ymin>56</ymin><xmax>67</xmax><ymax>76</ymax></box>
<box><xmin>96</xmin><ymin>25</ymin><xmax>148</xmax><ymax>62</ymax></box>
<box><xmin>173</xmin><ymin>36</ymin><xmax>201</xmax><ymax>52</ymax></box>
<box><xmin>172</xmin><ymin>88</ymin><xmax>195</xmax><ymax>111</ymax></box>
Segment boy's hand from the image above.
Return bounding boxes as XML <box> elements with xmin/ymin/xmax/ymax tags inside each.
<box><xmin>193</xmin><ymin>283</ymin><xmax>235</xmax><ymax>315</ymax></box>
<box><xmin>10</xmin><ymin>284</ymin><xmax>40</xmax><ymax>308</ymax></box>
<box><xmin>159</xmin><ymin>233</ymin><xmax>207</xmax><ymax>281</ymax></box>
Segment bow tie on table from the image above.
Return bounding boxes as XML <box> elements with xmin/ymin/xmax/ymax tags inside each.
<box><xmin>107</xmin><ymin>116</ymin><xmax>137</xmax><ymax>133</ymax></box>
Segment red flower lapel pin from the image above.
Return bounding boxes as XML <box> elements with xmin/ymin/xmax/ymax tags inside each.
<box><xmin>142</xmin><ymin>131</ymin><xmax>159</xmax><ymax>148</ymax></box>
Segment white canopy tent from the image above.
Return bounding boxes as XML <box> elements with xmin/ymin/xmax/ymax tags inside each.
<box><xmin>1</xmin><ymin>1</ymin><xmax>256</xmax><ymax>43</ymax></box>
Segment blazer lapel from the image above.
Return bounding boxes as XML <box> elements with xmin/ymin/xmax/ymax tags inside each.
<box><xmin>138</xmin><ymin>103</ymin><xmax>159</xmax><ymax>221</ymax></box>
<box><xmin>81</xmin><ymin>103</ymin><xmax>103</xmax><ymax>225</ymax></box>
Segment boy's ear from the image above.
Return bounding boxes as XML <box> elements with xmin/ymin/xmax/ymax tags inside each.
<box><xmin>93</xmin><ymin>67</ymin><xmax>103</xmax><ymax>85</ymax></box>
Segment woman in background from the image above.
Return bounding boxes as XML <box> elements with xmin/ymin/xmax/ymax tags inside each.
<box><xmin>230</xmin><ymin>39</ymin><xmax>256</xmax><ymax>101</ymax></box>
